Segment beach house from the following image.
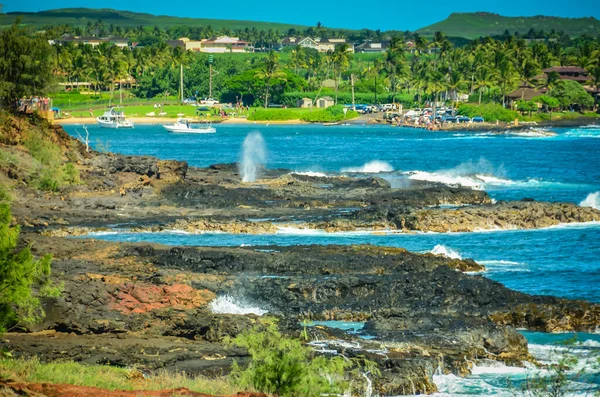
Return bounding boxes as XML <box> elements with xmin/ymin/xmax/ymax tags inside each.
<box><xmin>177</xmin><ymin>36</ymin><xmax>250</xmax><ymax>53</ymax></box>
<box><xmin>281</xmin><ymin>37</ymin><xmax>354</xmax><ymax>53</ymax></box>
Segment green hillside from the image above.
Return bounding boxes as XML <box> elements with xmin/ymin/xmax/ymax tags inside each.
<box><xmin>417</xmin><ymin>12</ymin><xmax>600</xmax><ymax>39</ymax></box>
<box><xmin>0</xmin><ymin>8</ymin><xmax>308</xmax><ymax>31</ymax></box>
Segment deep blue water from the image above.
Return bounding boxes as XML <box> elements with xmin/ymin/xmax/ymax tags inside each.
<box><xmin>65</xmin><ymin>123</ymin><xmax>600</xmax><ymax>395</ymax></box>
<box><xmin>64</xmin><ymin>123</ymin><xmax>600</xmax><ymax>203</ymax></box>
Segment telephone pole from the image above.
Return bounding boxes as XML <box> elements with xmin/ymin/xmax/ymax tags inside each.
<box><xmin>180</xmin><ymin>64</ymin><xmax>184</xmax><ymax>102</ymax></box>
<box><xmin>208</xmin><ymin>54</ymin><xmax>214</xmax><ymax>99</ymax></box>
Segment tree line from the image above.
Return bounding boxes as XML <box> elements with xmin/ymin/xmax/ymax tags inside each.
<box><xmin>2</xmin><ymin>20</ymin><xmax>599</xmax><ymax>112</ymax></box>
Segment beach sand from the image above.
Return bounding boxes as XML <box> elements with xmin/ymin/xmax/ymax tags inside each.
<box><xmin>54</xmin><ymin>117</ymin><xmax>308</xmax><ymax>126</ymax></box>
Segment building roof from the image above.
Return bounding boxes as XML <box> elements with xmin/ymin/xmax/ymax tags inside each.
<box><xmin>506</xmin><ymin>87</ymin><xmax>547</xmax><ymax>101</ymax></box>
<box><xmin>319</xmin><ymin>96</ymin><xmax>334</xmax><ymax>101</ymax></box>
<box><xmin>542</xmin><ymin>66</ymin><xmax>587</xmax><ymax>74</ymax></box>
<box><xmin>355</xmin><ymin>41</ymin><xmax>389</xmax><ymax>51</ymax></box>
<box><xmin>166</xmin><ymin>40</ymin><xmax>185</xmax><ymax>48</ymax></box>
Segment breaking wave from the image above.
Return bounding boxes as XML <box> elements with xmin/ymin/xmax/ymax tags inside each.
<box><xmin>341</xmin><ymin>160</ymin><xmax>394</xmax><ymax>173</ymax></box>
<box><xmin>209</xmin><ymin>295</ymin><xmax>267</xmax><ymax>316</ymax></box>
<box><xmin>291</xmin><ymin>171</ymin><xmax>329</xmax><ymax>178</ymax></box>
<box><xmin>580</xmin><ymin>192</ymin><xmax>600</xmax><ymax>210</ymax></box>
<box><xmin>431</xmin><ymin>244</ymin><xmax>462</xmax><ymax>259</ymax></box>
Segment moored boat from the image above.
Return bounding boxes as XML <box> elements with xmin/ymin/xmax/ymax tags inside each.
<box><xmin>96</xmin><ymin>107</ymin><xmax>134</xmax><ymax>129</ymax></box>
<box><xmin>163</xmin><ymin>118</ymin><xmax>216</xmax><ymax>133</ymax></box>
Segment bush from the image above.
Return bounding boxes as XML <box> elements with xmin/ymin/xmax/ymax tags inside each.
<box><xmin>458</xmin><ymin>103</ymin><xmax>520</xmax><ymax>122</ymax></box>
<box><xmin>0</xmin><ymin>204</ymin><xmax>59</xmax><ymax>333</ymax></box>
<box><xmin>229</xmin><ymin>322</ymin><xmax>350</xmax><ymax>397</ymax></box>
<box><xmin>62</xmin><ymin>163</ymin><xmax>80</xmax><ymax>184</ymax></box>
<box><xmin>300</xmin><ymin>105</ymin><xmax>359</xmax><ymax>122</ymax></box>
<box><xmin>549</xmin><ymin>80</ymin><xmax>594</xmax><ymax>109</ymax></box>
<box><xmin>247</xmin><ymin>109</ymin><xmax>296</xmax><ymax>121</ymax></box>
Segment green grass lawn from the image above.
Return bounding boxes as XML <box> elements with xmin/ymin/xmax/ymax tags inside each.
<box><xmin>0</xmin><ymin>357</ymin><xmax>237</xmax><ymax>394</ymax></box>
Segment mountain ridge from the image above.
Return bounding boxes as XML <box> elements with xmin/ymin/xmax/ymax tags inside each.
<box><xmin>417</xmin><ymin>12</ymin><xmax>600</xmax><ymax>38</ymax></box>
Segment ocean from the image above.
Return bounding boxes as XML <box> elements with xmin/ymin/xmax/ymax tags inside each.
<box><xmin>64</xmin><ymin>122</ymin><xmax>600</xmax><ymax>395</ymax></box>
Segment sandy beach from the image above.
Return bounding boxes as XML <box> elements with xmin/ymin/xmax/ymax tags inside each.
<box><xmin>54</xmin><ymin>117</ymin><xmax>308</xmax><ymax>126</ymax></box>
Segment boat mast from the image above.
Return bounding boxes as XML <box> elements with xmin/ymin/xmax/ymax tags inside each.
<box><xmin>180</xmin><ymin>64</ymin><xmax>184</xmax><ymax>102</ymax></box>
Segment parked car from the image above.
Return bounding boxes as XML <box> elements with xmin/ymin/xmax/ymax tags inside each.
<box><xmin>200</xmin><ymin>98</ymin><xmax>219</xmax><ymax>106</ymax></box>
<box><xmin>442</xmin><ymin>116</ymin><xmax>458</xmax><ymax>123</ymax></box>
<box><xmin>183</xmin><ymin>98</ymin><xmax>197</xmax><ymax>105</ymax></box>
<box><xmin>382</xmin><ymin>104</ymin><xmax>395</xmax><ymax>111</ymax></box>
<box><xmin>457</xmin><ymin>116</ymin><xmax>470</xmax><ymax>123</ymax></box>
<box><xmin>472</xmin><ymin>116</ymin><xmax>485</xmax><ymax>123</ymax></box>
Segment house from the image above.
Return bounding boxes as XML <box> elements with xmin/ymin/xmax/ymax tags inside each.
<box><xmin>297</xmin><ymin>98</ymin><xmax>313</xmax><ymax>108</ymax></box>
<box><xmin>166</xmin><ymin>39</ymin><xmax>186</xmax><ymax>49</ymax></box>
<box><xmin>316</xmin><ymin>96</ymin><xmax>334</xmax><ymax>108</ymax></box>
<box><xmin>537</xmin><ymin>66</ymin><xmax>590</xmax><ymax>84</ymax></box>
<box><xmin>280</xmin><ymin>36</ymin><xmax>354</xmax><ymax>53</ymax></box>
<box><xmin>178</xmin><ymin>36</ymin><xmax>250</xmax><ymax>53</ymax></box>
<box><xmin>506</xmin><ymin>84</ymin><xmax>547</xmax><ymax>103</ymax></box>
<box><xmin>53</xmin><ymin>34</ymin><xmax>130</xmax><ymax>48</ymax></box>
<box><xmin>355</xmin><ymin>41</ymin><xmax>389</xmax><ymax>53</ymax></box>
<box><xmin>200</xmin><ymin>36</ymin><xmax>250</xmax><ymax>53</ymax></box>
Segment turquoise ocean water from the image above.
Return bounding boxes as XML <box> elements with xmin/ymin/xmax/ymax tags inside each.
<box><xmin>64</xmin><ymin>123</ymin><xmax>600</xmax><ymax>395</ymax></box>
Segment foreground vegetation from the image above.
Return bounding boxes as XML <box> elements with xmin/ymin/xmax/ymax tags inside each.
<box><xmin>0</xmin><ymin>357</ymin><xmax>238</xmax><ymax>394</ymax></box>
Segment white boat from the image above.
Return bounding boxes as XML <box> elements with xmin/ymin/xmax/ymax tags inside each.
<box><xmin>96</xmin><ymin>107</ymin><xmax>134</xmax><ymax>129</ymax></box>
<box><xmin>163</xmin><ymin>119</ymin><xmax>216</xmax><ymax>133</ymax></box>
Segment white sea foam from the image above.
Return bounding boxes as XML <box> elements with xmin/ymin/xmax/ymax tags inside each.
<box><xmin>405</xmin><ymin>159</ymin><xmax>510</xmax><ymax>190</ymax></box>
<box><xmin>478</xmin><ymin>260</ymin><xmax>521</xmax><ymax>266</ymax></box>
<box><xmin>291</xmin><ymin>171</ymin><xmax>329</xmax><ymax>178</ymax></box>
<box><xmin>209</xmin><ymin>295</ymin><xmax>267</xmax><ymax>316</ymax></box>
<box><xmin>578</xmin><ymin>339</ymin><xmax>600</xmax><ymax>348</ymax></box>
<box><xmin>580</xmin><ymin>192</ymin><xmax>600</xmax><ymax>210</ymax></box>
<box><xmin>431</xmin><ymin>244</ymin><xmax>462</xmax><ymax>259</ymax></box>
<box><xmin>341</xmin><ymin>160</ymin><xmax>394</xmax><ymax>173</ymax></box>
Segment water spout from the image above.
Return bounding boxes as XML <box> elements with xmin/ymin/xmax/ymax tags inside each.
<box><xmin>240</xmin><ymin>132</ymin><xmax>266</xmax><ymax>182</ymax></box>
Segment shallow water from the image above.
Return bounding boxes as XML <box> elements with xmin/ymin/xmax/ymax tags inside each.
<box><xmin>65</xmin><ymin>123</ymin><xmax>600</xmax><ymax>395</ymax></box>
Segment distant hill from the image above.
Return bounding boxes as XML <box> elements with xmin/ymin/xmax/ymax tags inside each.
<box><xmin>417</xmin><ymin>12</ymin><xmax>600</xmax><ymax>39</ymax></box>
<box><xmin>0</xmin><ymin>8</ymin><xmax>308</xmax><ymax>31</ymax></box>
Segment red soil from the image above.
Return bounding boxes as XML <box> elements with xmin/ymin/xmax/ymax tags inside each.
<box><xmin>1</xmin><ymin>382</ymin><xmax>265</xmax><ymax>397</ymax></box>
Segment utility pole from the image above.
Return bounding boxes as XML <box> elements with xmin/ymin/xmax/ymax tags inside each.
<box><xmin>180</xmin><ymin>64</ymin><xmax>184</xmax><ymax>102</ymax></box>
<box><xmin>351</xmin><ymin>74</ymin><xmax>356</xmax><ymax>111</ymax></box>
<box><xmin>208</xmin><ymin>54</ymin><xmax>214</xmax><ymax>99</ymax></box>
<box><xmin>374</xmin><ymin>62</ymin><xmax>378</xmax><ymax>103</ymax></box>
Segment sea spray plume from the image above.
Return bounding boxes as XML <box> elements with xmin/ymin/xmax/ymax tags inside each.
<box><xmin>580</xmin><ymin>192</ymin><xmax>600</xmax><ymax>210</ymax></box>
<box><xmin>341</xmin><ymin>160</ymin><xmax>394</xmax><ymax>173</ymax></box>
<box><xmin>209</xmin><ymin>295</ymin><xmax>267</xmax><ymax>315</ymax></box>
<box><xmin>431</xmin><ymin>244</ymin><xmax>462</xmax><ymax>259</ymax></box>
<box><xmin>240</xmin><ymin>131</ymin><xmax>266</xmax><ymax>182</ymax></box>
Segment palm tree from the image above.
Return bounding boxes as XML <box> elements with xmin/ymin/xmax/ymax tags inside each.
<box><xmin>475</xmin><ymin>66</ymin><xmax>496</xmax><ymax>104</ymax></box>
<box><xmin>330</xmin><ymin>43</ymin><xmax>350</xmax><ymax>105</ymax></box>
<box><xmin>255</xmin><ymin>51</ymin><xmax>286</xmax><ymax>108</ymax></box>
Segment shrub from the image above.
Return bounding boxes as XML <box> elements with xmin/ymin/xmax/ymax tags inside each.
<box><xmin>458</xmin><ymin>103</ymin><xmax>520</xmax><ymax>122</ymax></box>
<box><xmin>0</xmin><ymin>184</ymin><xmax>11</xmax><ymax>202</ymax></box>
<box><xmin>229</xmin><ymin>322</ymin><xmax>351</xmax><ymax>397</ymax></box>
<box><xmin>300</xmin><ymin>105</ymin><xmax>359</xmax><ymax>122</ymax></box>
<box><xmin>0</xmin><ymin>204</ymin><xmax>59</xmax><ymax>333</ymax></box>
<box><xmin>247</xmin><ymin>109</ymin><xmax>296</xmax><ymax>121</ymax></box>
<box><xmin>62</xmin><ymin>163</ymin><xmax>80</xmax><ymax>184</ymax></box>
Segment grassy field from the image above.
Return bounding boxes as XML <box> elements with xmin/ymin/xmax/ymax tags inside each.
<box><xmin>417</xmin><ymin>12</ymin><xmax>600</xmax><ymax>38</ymax></box>
<box><xmin>0</xmin><ymin>357</ymin><xmax>237</xmax><ymax>394</ymax></box>
<box><xmin>0</xmin><ymin>8</ymin><xmax>308</xmax><ymax>31</ymax></box>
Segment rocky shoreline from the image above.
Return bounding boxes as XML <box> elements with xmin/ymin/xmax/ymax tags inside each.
<box><xmin>2</xmin><ymin>116</ymin><xmax>600</xmax><ymax>395</ymax></box>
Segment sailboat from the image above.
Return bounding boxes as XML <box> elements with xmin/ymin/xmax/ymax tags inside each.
<box><xmin>96</xmin><ymin>107</ymin><xmax>134</xmax><ymax>129</ymax></box>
